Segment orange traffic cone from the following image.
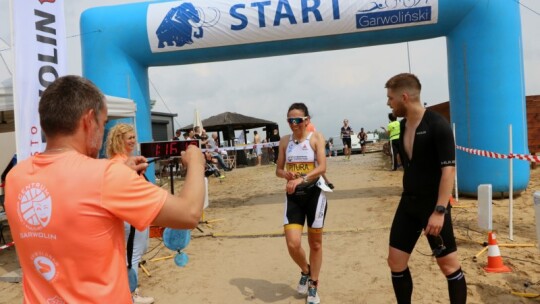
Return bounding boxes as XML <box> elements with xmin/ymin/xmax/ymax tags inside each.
<box><xmin>484</xmin><ymin>232</ymin><xmax>511</xmax><ymax>273</ymax></box>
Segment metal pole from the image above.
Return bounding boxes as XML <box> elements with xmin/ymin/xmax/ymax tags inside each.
<box><xmin>509</xmin><ymin>124</ymin><xmax>513</xmax><ymax>241</ymax></box>
<box><xmin>169</xmin><ymin>161</ymin><xmax>174</xmax><ymax>195</ymax></box>
<box><xmin>406</xmin><ymin>42</ymin><xmax>411</xmax><ymax>73</ymax></box>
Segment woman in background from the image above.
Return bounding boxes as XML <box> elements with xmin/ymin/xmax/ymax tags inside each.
<box><xmin>106</xmin><ymin>123</ymin><xmax>154</xmax><ymax>304</ymax></box>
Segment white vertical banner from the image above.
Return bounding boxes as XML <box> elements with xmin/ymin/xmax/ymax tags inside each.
<box><xmin>11</xmin><ymin>0</ymin><xmax>66</xmax><ymax>161</ymax></box>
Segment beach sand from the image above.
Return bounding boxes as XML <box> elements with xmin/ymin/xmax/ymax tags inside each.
<box><xmin>1</xmin><ymin>149</ymin><xmax>540</xmax><ymax>303</ymax></box>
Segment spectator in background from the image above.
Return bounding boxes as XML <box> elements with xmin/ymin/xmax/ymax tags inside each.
<box><xmin>340</xmin><ymin>119</ymin><xmax>353</xmax><ymax>160</ymax></box>
<box><xmin>207</xmin><ymin>133</ymin><xmax>232</xmax><ymax>171</ymax></box>
<box><xmin>381</xmin><ymin>113</ymin><xmax>401</xmax><ymax>171</ymax></box>
<box><xmin>200</xmin><ymin>129</ymin><xmax>209</xmax><ymax>149</ymax></box>
<box><xmin>172</xmin><ymin>129</ymin><xmax>182</xmax><ymax>174</ymax></box>
<box><xmin>325</xmin><ymin>138</ymin><xmax>333</xmax><ymax>158</ymax></box>
<box><xmin>187</xmin><ymin>130</ymin><xmax>195</xmax><ymax>140</ymax></box>
<box><xmin>357</xmin><ymin>127</ymin><xmax>367</xmax><ymax>156</ymax></box>
<box><xmin>253</xmin><ymin>130</ymin><xmax>262</xmax><ymax>166</ymax></box>
<box><xmin>105</xmin><ymin>123</ymin><xmax>154</xmax><ymax>304</ymax></box>
<box><xmin>269</xmin><ymin>128</ymin><xmax>281</xmax><ymax>164</ymax></box>
<box><xmin>193</xmin><ymin>126</ymin><xmax>202</xmax><ymax>138</ymax></box>
<box><xmin>173</xmin><ymin>129</ymin><xmax>181</xmax><ymax>140</ymax></box>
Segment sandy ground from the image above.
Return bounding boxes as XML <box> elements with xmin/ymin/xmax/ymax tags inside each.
<box><xmin>1</xmin><ymin>148</ymin><xmax>540</xmax><ymax>303</ymax></box>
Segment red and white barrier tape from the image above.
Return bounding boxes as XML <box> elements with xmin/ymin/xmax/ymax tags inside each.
<box><xmin>0</xmin><ymin>241</ymin><xmax>14</xmax><ymax>251</ymax></box>
<box><xmin>202</xmin><ymin>142</ymin><xmax>278</xmax><ymax>153</ymax></box>
<box><xmin>512</xmin><ymin>153</ymin><xmax>540</xmax><ymax>163</ymax></box>
<box><xmin>456</xmin><ymin>145</ymin><xmax>540</xmax><ymax>163</ymax></box>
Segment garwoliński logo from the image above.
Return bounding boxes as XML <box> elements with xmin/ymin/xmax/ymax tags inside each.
<box><xmin>356</xmin><ymin>0</ymin><xmax>434</xmax><ymax>30</ymax></box>
<box><xmin>156</xmin><ymin>2</ymin><xmax>220</xmax><ymax>48</ymax></box>
<box><xmin>17</xmin><ymin>183</ymin><xmax>52</xmax><ymax>231</ymax></box>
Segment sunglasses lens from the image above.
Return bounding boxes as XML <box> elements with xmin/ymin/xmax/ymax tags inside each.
<box><xmin>287</xmin><ymin>118</ymin><xmax>303</xmax><ymax>124</ymax></box>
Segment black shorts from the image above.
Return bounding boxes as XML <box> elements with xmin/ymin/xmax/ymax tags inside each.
<box><xmin>389</xmin><ymin>194</ymin><xmax>457</xmax><ymax>257</ymax></box>
<box><xmin>285</xmin><ymin>184</ymin><xmax>327</xmax><ymax>229</ymax></box>
<box><xmin>342</xmin><ymin>138</ymin><xmax>351</xmax><ymax>148</ymax></box>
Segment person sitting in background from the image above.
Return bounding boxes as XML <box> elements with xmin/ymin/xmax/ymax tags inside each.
<box><xmin>207</xmin><ymin>133</ymin><xmax>232</xmax><ymax>172</ymax></box>
<box><xmin>200</xmin><ymin>129</ymin><xmax>209</xmax><ymax>149</ymax></box>
<box><xmin>105</xmin><ymin>123</ymin><xmax>154</xmax><ymax>304</ymax></box>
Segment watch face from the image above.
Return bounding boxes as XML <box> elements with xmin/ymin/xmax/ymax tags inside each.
<box><xmin>435</xmin><ymin>206</ymin><xmax>446</xmax><ymax>213</ymax></box>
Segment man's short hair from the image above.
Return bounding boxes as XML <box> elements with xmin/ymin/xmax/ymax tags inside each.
<box><xmin>39</xmin><ymin>75</ymin><xmax>105</xmax><ymax>137</ymax></box>
<box><xmin>385</xmin><ymin>73</ymin><xmax>422</xmax><ymax>92</ymax></box>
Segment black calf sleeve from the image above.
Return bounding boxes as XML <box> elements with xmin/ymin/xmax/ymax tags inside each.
<box><xmin>391</xmin><ymin>268</ymin><xmax>413</xmax><ymax>304</ymax></box>
<box><xmin>446</xmin><ymin>268</ymin><xmax>467</xmax><ymax>304</ymax></box>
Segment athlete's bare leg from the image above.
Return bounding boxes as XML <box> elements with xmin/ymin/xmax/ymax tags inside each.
<box><xmin>285</xmin><ymin>227</ymin><xmax>309</xmax><ymax>274</ymax></box>
<box><xmin>307</xmin><ymin>229</ymin><xmax>323</xmax><ymax>281</ymax></box>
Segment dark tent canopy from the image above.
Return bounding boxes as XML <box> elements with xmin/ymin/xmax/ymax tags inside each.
<box><xmin>180</xmin><ymin>111</ymin><xmax>277</xmax><ymax>132</ymax></box>
<box><xmin>180</xmin><ymin>112</ymin><xmax>279</xmax><ymax>166</ymax></box>
<box><xmin>179</xmin><ymin>112</ymin><xmax>279</xmax><ymax>144</ymax></box>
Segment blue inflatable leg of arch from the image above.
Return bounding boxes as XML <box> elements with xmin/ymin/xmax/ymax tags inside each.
<box><xmin>447</xmin><ymin>2</ymin><xmax>529</xmax><ymax>195</ymax></box>
<box><xmin>81</xmin><ymin>0</ymin><xmax>529</xmax><ymax>194</ymax></box>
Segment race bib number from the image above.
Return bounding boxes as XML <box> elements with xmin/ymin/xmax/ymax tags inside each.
<box><xmin>286</xmin><ymin>162</ymin><xmax>315</xmax><ymax>175</ymax></box>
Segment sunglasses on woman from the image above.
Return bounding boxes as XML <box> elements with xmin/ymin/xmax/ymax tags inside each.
<box><xmin>287</xmin><ymin>117</ymin><xmax>308</xmax><ymax>125</ymax></box>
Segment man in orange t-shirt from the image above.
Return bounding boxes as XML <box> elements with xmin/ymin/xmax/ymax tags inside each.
<box><xmin>5</xmin><ymin>76</ymin><xmax>206</xmax><ymax>303</ymax></box>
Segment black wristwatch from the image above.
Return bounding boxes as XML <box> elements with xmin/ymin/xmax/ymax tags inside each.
<box><xmin>434</xmin><ymin>205</ymin><xmax>447</xmax><ymax>214</ymax></box>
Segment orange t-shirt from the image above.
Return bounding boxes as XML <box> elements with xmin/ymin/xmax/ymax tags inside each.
<box><xmin>5</xmin><ymin>150</ymin><xmax>167</xmax><ymax>303</ymax></box>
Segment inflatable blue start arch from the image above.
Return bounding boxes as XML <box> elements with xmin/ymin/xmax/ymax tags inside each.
<box><xmin>81</xmin><ymin>0</ymin><xmax>529</xmax><ymax>195</ymax></box>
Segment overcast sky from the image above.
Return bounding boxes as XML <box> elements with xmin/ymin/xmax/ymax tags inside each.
<box><xmin>1</xmin><ymin>0</ymin><xmax>539</xmax><ymax>140</ymax></box>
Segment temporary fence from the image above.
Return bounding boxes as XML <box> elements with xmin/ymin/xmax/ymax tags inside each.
<box><xmin>202</xmin><ymin>142</ymin><xmax>278</xmax><ymax>154</ymax></box>
<box><xmin>455</xmin><ymin>124</ymin><xmax>539</xmax><ymax>240</ymax></box>
<box><xmin>456</xmin><ymin>146</ymin><xmax>540</xmax><ymax>163</ymax></box>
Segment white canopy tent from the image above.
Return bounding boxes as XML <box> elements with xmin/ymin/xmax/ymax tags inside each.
<box><xmin>0</xmin><ymin>88</ymin><xmax>136</xmax><ymax>119</ymax></box>
<box><xmin>0</xmin><ymin>91</ymin><xmax>136</xmax><ymax>166</ymax></box>
<box><xmin>105</xmin><ymin>95</ymin><xmax>137</xmax><ymax>119</ymax></box>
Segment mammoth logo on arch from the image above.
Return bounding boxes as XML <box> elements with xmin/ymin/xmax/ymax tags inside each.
<box><xmin>152</xmin><ymin>2</ymin><xmax>221</xmax><ymax>49</ymax></box>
